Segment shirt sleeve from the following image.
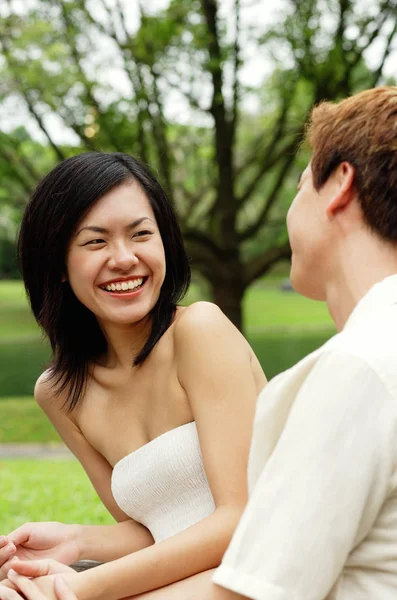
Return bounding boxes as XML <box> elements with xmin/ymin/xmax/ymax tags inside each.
<box><xmin>213</xmin><ymin>350</ymin><xmax>397</xmax><ymax>600</ymax></box>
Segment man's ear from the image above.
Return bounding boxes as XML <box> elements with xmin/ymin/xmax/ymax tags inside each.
<box><xmin>326</xmin><ymin>162</ymin><xmax>356</xmax><ymax>218</ymax></box>
<box><xmin>61</xmin><ymin>274</ymin><xmax>67</xmax><ymax>282</ymax></box>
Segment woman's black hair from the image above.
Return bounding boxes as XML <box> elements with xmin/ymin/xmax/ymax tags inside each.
<box><xmin>18</xmin><ymin>152</ymin><xmax>191</xmax><ymax>411</ymax></box>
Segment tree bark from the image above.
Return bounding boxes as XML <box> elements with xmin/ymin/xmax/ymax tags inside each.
<box><xmin>211</xmin><ymin>262</ymin><xmax>244</xmax><ymax>330</ymax></box>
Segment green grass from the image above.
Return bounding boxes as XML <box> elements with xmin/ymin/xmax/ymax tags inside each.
<box><xmin>0</xmin><ymin>281</ymin><xmax>30</xmax><ymax>307</ymax></box>
<box><xmin>248</xmin><ymin>328</ymin><xmax>333</xmax><ymax>380</ymax></box>
<box><xmin>0</xmin><ymin>338</ymin><xmax>50</xmax><ymax>397</ymax></box>
<box><xmin>0</xmin><ymin>460</ymin><xmax>113</xmax><ymax>532</ymax></box>
<box><xmin>244</xmin><ymin>284</ymin><xmax>333</xmax><ymax>331</ymax></box>
<box><xmin>0</xmin><ymin>397</ymin><xmax>60</xmax><ymax>443</ymax></box>
<box><xmin>0</xmin><ymin>281</ymin><xmax>40</xmax><ymax>340</ymax></box>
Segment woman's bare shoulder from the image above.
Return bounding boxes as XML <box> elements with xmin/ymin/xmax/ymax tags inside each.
<box><xmin>34</xmin><ymin>369</ymin><xmax>68</xmax><ymax>414</ymax></box>
<box><xmin>174</xmin><ymin>302</ymin><xmax>267</xmax><ymax>389</ymax></box>
<box><xmin>173</xmin><ymin>301</ymin><xmax>248</xmax><ymax>355</ymax></box>
<box><xmin>34</xmin><ymin>370</ymin><xmax>54</xmax><ymax>404</ymax></box>
<box><xmin>175</xmin><ymin>301</ymin><xmax>232</xmax><ymax>331</ymax></box>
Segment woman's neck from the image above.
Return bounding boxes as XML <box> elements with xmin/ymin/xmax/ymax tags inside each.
<box><xmin>98</xmin><ymin>316</ymin><xmax>152</xmax><ymax>369</ymax></box>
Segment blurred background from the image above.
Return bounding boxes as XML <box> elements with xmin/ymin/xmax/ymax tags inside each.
<box><xmin>0</xmin><ymin>0</ymin><xmax>396</xmax><ymax>528</ymax></box>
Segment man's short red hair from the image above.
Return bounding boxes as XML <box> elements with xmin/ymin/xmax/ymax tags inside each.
<box><xmin>306</xmin><ymin>86</ymin><xmax>397</xmax><ymax>241</ymax></box>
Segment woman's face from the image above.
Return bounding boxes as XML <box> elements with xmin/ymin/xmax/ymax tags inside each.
<box><xmin>66</xmin><ymin>181</ymin><xmax>166</xmax><ymax>327</ymax></box>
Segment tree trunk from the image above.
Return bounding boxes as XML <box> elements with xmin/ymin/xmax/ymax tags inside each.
<box><xmin>211</xmin><ymin>264</ymin><xmax>244</xmax><ymax>331</ymax></box>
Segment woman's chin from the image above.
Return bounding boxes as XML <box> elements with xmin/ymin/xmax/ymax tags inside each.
<box><xmin>98</xmin><ymin>311</ymin><xmax>151</xmax><ymax>329</ymax></box>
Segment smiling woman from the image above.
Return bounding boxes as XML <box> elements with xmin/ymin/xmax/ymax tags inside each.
<box><xmin>65</xmin><ymin>181</ymin><xmax>166</xmax><ymax>337</ymax></box>
<box><xmin>17</xmin><ymin>153</ymin><xmax>190</xmax><ymax>411</ymax></box>
<box><xmin>0</xmin><ymin>152</ymin><xmax>266</xmax><ymax>600</ymax></box>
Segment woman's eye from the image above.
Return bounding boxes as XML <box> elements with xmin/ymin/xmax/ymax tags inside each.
<box><xmin>133</xmin><ymin>230</ymin><xmax>152</xmax><ymax>238</ymax></box>
<box><xmin>84</xmin><ymin>239</ymin><xmax>105</xmax><ymax>246</ymax></box>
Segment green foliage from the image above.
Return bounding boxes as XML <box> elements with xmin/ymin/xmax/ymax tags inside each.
<box><xmin>0</xmin><ymin>238</ymin><xmax>19</xmax><ymax>279</ymax></box>
<box><xmin>0</xmin><ymin>0</ymin><xmax>395</xmax><ymax>327</ymax></box>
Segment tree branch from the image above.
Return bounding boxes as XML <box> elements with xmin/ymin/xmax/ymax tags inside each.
<box><xmin>334</xmin><ymin>0</ymin><xmax>350</xmax><ymax>49</ymax></box>
<box><xmin>244</xmin><ymin>241</ymin><xmax>291</xmax><ymax>285</ymax></box>
<box><xmin>200</xmin><ymin>0</ymin><xmax>231</xmax><ymax>140</ymax></box>
<box><xmin>18</xmin><ymin>89</ymin><xmax>66</xmax><ymax>162</ymax></box>
<box><xmin>77</xmin><ymin>0</ymin><xmax>150</xmax><ymax>161</ymax></box>
<box><xmin>0</xmin><ymin>15</ymin><xmax>67</xmax><ymax>163</ymax></box>
<box><xmin>236</xmin><ymin>76</ymin><xmax>299</xmax><ymax>203</ymax></box>
<box><xmin>159</xmin><ymin>72</ymin><xmax>206</xmax><ymax>112</ymax></box>
<box><xmin>239</xmin><ymin>140</ymin><xmax>299</xmax><ymax>241</ymax></box>
<box><xmin>134</xmin><ymin>3</ymin><xmax>173</xmax><ymax>199</ymax></box>
<box><xmin>56</xmin><ymin>0</ymin><xmax>123</xmax><ymax>151</ymax></box>
<box><xmin>183</xmin><ymin>229</ymin><xmax>226</xmax><ymax>261</ymax></box>
<box><xmin>0</xmin><ymin>145</ymin><xmax>34</xmax><ymax>198</ymax></box>
<box><xmin>237</xmin><ymin>137</ymin><xmax>297</xmax><ymax>208</ymax></box>
<box><xmin>346</xmin><ymin>3</ymin><xmax>393</xmax><ymax>74</ymax></box>
<box><xmin>201</xmin><ymin>0</ymin><xmax>237</xmax><ymax>246</ymax></box>
<box><xmin>230</xmin><ymin>0</ymin><xmax>241</xmax><ymax>143</ymax></box>
<box><xmin>0</xmin><ymin>131</ymin><xmax>41</xmax><ymax>183</ymax></box>
<box><xmin>371</xmin><ymin>15</ymin><xmax>397</xmax><ymax>86</ymax></box>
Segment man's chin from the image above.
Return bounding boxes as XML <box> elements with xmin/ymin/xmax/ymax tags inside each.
<box><xmin>290</xmin><ymin>269</ymin><xmax>325</xmax><ymax>301</ymax></box>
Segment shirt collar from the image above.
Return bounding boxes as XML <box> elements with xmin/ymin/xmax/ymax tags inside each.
<box><xmin>344</xmin><ymin>274</ymin><xmax>397</xmax><ymax>332</ymax></box>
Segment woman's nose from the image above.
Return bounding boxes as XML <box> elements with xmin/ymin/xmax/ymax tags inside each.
<box><xmin>108</xmin><ymin>245</ymin><xmax>139</xmax><ymax>270</ymax></box>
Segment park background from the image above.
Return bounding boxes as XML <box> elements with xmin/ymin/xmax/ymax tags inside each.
<box><xmin>0</xmin><ymin>0</ymin><xmax>396</xmax><ymax>531</ymax></box>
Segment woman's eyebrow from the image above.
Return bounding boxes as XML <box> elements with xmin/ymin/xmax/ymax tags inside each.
<box><xmin>76</xmin><ymin>217</ymin><xmax>154</xmax><ymax>236</ymax></box>
<box><xmin>76</xmin><ymin>225</ymin><xmax>108</xmax><ymax>235</ymax></box>
<box><xmin>126</xmin><ymin>217</ymin><xmax>154</xmax><ymax>230</ymax></box>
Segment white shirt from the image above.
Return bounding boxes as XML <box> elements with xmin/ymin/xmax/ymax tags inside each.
<box><xmin>213</xmin><ymin>275</ymin><xmax>397</xmax><ymax>600</ymax></box>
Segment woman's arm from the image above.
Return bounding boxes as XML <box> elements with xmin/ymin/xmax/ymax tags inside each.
<box><xmin>65</xmin><ymin>303</ymin><xmax>265</xmax><ymax>600</ymax></box>
<box><xmin>2</xmin><ymin>564</ymin><xmax>246</xmax><ymax>600</ymax></box>
<box><xmin>35</xmin><ymin>375</ymin><xmax>155</xmax><ymax>562</ymax></box>
<box><xmin>0</xmin><ymin>377</ymin><xmax>154</xmax><ymax>570</ymax></box>
<box><xmin>0</xmin><ymin>567</ymin><xmax>77</xmax><ymax>600</ymax></box>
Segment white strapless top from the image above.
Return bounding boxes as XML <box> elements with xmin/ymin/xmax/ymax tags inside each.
<box><xmin>111</xmin><ymin>422</ymin><xmax>216</xmax><ymax>542</ymax></box>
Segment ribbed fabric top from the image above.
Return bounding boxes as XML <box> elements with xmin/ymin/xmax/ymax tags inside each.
<box><xmin>111</xmin><ymin>422</ymin><xmax>216</xmax><ymax>542</ymax></box>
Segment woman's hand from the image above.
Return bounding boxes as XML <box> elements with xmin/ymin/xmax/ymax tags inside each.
<box><xmin>0</xmin><ymin>539</ymin><xmax>17</xmax><ymax>581</ymax></box>
<box><xmin>5</xmin><ymin>559</ymin><xmax>75</xmax><ymax>579</ymax></box>
<box><xmin>0</xmin><ymin>561</ymin><xmax>79</xmax><ymax>600</ymax></box>
<box><xmin>0</xmin><ymin>570</ymin><xmax>77</xmax><ymax>600</ymax></box>
<box><xmin>0</xmin><ymin>524</ymin><xmax>80</xmax><ymax>580</ymax></box>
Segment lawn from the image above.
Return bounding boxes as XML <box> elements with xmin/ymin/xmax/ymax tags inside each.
<box><xmin>0</xmin><ymin>281</ymin><xmax>39</xmax><ymax>339</ymax></box>
<box><xmin>0</xmin><ymin>397</ymin><xmax>60</xmax><ymax>443</ymax></box>
<box><xmin>0</xmin><ymin>460</ymin><xmax>113</xmax><ymax>532</ymax></box>
<box><xmin>0</xmin><ymin>338</ymin><xmax>50</xmax><ymax>397</ymax></box>
<box><xmin>244</xmin><ymin>282</ymin><xmax>332</xmax><ymax>331</ymax></box>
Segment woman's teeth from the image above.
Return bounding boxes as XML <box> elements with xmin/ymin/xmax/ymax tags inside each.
<box><xmin>103</xmin><ymin>278</ymin><xmax>144</xmax><ymax>292</ymax></box>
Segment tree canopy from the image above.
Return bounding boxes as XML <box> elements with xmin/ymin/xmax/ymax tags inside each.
<box><xmin>0</xmin><ymin>0</ymin><xmax>396</xmax><ymax>326</ymax></box>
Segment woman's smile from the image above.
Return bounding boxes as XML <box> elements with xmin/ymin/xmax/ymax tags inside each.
<box><xmin>66</xmin><ymin>182</ymin><xmax>166</xmax><ymax>325</ymax></box>
<box><xmin>99</xmin><ymin>276</ymin><xmax>148</xmax><ymax>297</ymax></box>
